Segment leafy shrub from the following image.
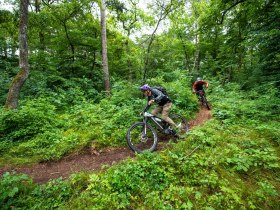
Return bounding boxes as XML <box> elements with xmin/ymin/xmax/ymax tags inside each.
<box><xmin>30</xmin><ymin>178</ymin><xmax>74</xmax><ymax>209</ymax></box>
<box><xmin>0</xmin><ymin>172</ymin><xmax>34</xmax><ymax>209</ymax></box>
<box><xmin>0</xmin><ymin>172</ymin><xmax>75</xmax><ymax>210</ymax></box>
<box><xmin>3</xmin><ymin>129</ymin><xmax>68</xmax><ymax>163</ymax></box>
<box><xmin>224</xmin><ymin>146</ymin><xmax>279</xmax><ymax>172</ymax></box>
<box><xmin>212</xmin><ymin>83</ymin><xmax>280</xmax><ymax>125</ymax></box>
<box><xmin>66</xmin><ymin>152</ymin><xmax>175</xmax><ymax>209</ymax></box>
<box><xmin>255</xmin><ymin>122</ymin><xmax>280</xmax><ymax>145</ymax></box>
<box><xmin>0</xmin><ymin>98</ymin><xmax>59</xmax><ymax>143</ymax></box>
<box><xmin>23</xmin><ymin>71</ymin><xmax>102</xmax><ymax>109</ymax></box>
<box><xmin>0</xmin><ymin>61</ymin><xmax>18</xmax><ymax>105</ymax></box>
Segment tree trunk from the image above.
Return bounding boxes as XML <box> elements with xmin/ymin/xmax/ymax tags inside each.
<box><xmin>100</xmin><ymin>0</ymin><xmax>111</xmax><ymax>95</ymax></box>
<box><xmin>5</xmin><ymin>0</ymin><xmax>29</xmax><ymax>109</ymax></box>
<box><xmin>192</xmin><ymin>28</ymin><xmax>200</xmax><ymax>73</ymax></box>
<box><xmin>179</xmin><ymin>34</ymin><xmax>190</xmax><ymax>70</ymax></box>
<box><xmin>125</xmin><ymin>38</ymin><xmax>133</xmax><ymax>82</ymax></box>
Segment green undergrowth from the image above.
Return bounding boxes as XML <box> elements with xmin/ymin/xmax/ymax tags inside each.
<box><xmin>0</xmin><ymin>71</ymin><xmax>197</xmax><ymax>166</ymax></box>
<box><xmin>1</xmin><ymin>82</ymin><xmax>279</xmax><ymax>209</ymax></box>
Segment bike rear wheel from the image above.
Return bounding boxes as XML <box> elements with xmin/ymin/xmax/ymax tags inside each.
<box><xmin>126</xmin><ymin>122</ymin><xmax>158</xmax><ymax>153</ymax></box>
<box><xmin>170</xmin><ymin>114</ymin><xmax>189</xmax><ymax>136</ymax></box>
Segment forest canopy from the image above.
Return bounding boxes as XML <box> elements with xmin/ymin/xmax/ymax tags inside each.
<box><xmin>0</xmin><ymin>0</ymin><xmax>279</xmax><ymax>106</ymax></box>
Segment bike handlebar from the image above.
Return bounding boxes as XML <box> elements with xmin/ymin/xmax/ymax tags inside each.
<box><xmin>143</xmin><ymin>104</ymin><xmax>151</xmax><ymax>113</ymax></box>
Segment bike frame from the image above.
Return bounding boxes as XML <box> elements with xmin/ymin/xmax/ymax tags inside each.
<box><xmin>196</xmin><ymin>90</ymin><xmax>206</xmax><ymax>102</ymax></box>
<box><xmin>143</xmin><ymin>112</ymin><xmax>167</xmax><ymax>132</ymax></box>
<box><xmin>196</xmin><ymin>90</ymin><xmax>210</xmax><ymax>110</ymax></box>
<box><xmin>197</xmin><ymin>90</ymin><xmax>205</xmax><ymax>97</ymax></box>
<box><xmin>126</xmin><ymin>107</ymin><xmax>189</xmax><ymax>153</ymax></box>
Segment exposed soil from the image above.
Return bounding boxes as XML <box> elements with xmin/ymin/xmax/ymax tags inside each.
<box><xmin>0</xmin><ymin>107</ymin><xmax>211</xmax><ymax>184</ymax></box>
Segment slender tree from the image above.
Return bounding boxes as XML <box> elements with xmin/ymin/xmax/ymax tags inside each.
<box><xmin>5</xmin><ymin>0</ymin><xmax>29</xmax><ymax>109</ymax></box>
<box><xmin>100</xmin><ymin>0</ymin><xmax>111</xmax><ymax>95</ymax></box>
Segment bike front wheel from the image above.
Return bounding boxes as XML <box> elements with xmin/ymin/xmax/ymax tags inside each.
<box><xmin>126</xmin><ymin>122</ymin><xmax>158</xmax><ymax>153</ymax></box>
<box><xmin>201</xmin><ymin>96</ymin><xmax>211</xmax><ymax>110</ymax></box>
<box><xmin>170</xmin><ymin>114</ymin><xmax>189</xmax><ymax>136</ymax></box>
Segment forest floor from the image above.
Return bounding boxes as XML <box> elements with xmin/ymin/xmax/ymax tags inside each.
<box><xmin>0</xmin><ymin>107</ymin><xmax>212</xmax><ymax>184</ymax></box>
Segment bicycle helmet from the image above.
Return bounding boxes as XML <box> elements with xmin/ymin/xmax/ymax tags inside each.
<box><xmin>197</xmin><ymin>77</ymin><xmax>202</xmax><ymax>81</ymax></box>
<box><xmin>140</xmin><ymin>84</ymin><xmax>151</xmax><ymax>91</ymax></box>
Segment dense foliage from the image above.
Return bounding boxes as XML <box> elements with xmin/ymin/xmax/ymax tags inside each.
<box><xmin>1</xmin><ymin>84</ymin><xmax>279</xmax><ymax>209</ymax></box>
<box><xmin>0</xmin><ymin>0</ymin><xmax>279</xmax><ymax>209</ymax></box>
<box><xmin>0</xmin><ymin>71</ymin><xmax>197</xmax><ymax>165</ymax></box>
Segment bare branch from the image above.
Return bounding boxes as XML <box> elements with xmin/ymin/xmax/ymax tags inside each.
<box><xmin>219</xmin><ymin>0</ymin><xmax>247</xmax><ymax>24</ymax></box>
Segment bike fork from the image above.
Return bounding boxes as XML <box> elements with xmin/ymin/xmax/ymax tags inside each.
<box><xmin>142</xmin><ymin>119</ymin><xmax>148</xmax><ymax>135</ymax></box>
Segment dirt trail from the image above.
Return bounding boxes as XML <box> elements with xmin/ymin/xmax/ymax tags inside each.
<box><xmin>0</xmin><ymin>107</ymin><xmax>211</xmax><ymax>184</ymax></box>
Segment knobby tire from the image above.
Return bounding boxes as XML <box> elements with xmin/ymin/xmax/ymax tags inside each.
<box><xmin>126</xmin><ymin>122</ymin><xmax>158</xmax><ymax>153</ymax></box>
<box><xmin>170</xmin><ymin>114</ymin><xmax>189</xmax><ymax>136</ymax></box>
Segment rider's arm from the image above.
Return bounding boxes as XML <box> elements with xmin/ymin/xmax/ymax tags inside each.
<box><xmin>147</xmin><ymin>95</ymin><xmax>154</xmax><ymax>106</ymax></box>
<box><xmin>192</xmin><ymin>82</ymin><xmax>197</xmax><ymax>93</ymax></box>
<box><xmin>151</xmin><ymin>88</ymin><xmax>164</xmax><ymax>103</ymax></box>
<box><xmin>202</xmin><ymin>80</ymin><xmax>209</xmax><ymax>88</ymax></box>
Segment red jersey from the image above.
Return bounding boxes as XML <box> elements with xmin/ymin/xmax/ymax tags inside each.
<box><xmin>192</xmin><ymin>80</ymin><xmax>209</xmax><ymax>92</ymax></box>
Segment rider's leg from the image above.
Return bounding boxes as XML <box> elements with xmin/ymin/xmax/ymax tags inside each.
<box><xmin>195</xmin><ymin>90</ymin><xmax>200</xmax><ymax>100</ymax></box>
<box><xmin>196</xmin><ymin>89</ymin><xmax>203</xmax><ymax>104</ymax></box>
<box><xmin>151</xmin><ymin>105</ymin><xmax>162</xmax><ymax>116</ymax></box>
<box><xmin>202</xmin><ymin>89</ymin><xmax>206</xmax><ymax>96</ymax></box>
<box><xmin>162</xmin><ymin>102</ymin><xmax>176</xmax><ymax>127</ymax></box>
<box><xmin>162</xmin><ymin>103</ymin><xmax>179</xmax><ymax>137</ymax></box>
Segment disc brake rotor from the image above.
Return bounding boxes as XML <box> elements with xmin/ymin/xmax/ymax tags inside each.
<box><xmin>139</xmin><ymin>132</ymin><xmax>148</xmax><ymax>142</ymax></box>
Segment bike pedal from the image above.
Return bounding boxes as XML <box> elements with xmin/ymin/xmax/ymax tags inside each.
<box><xmin>164</xmin><ymin>128</ymin><xmax>170</xmax><ymax>134</ymax></box>
<box><xmin>173</xmin><ymin>133</ymin><xmax>179</xmax><ymax>138</ymax></box>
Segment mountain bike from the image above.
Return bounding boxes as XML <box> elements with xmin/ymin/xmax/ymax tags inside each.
<box><xmin>126</xmin><ymin>106</ymin><xmax>189</xmax><ymax>153</ymax></box>
<box><xmin>197</xmin><ymin>90</ymin><xmax>210</xmax><ymax>110</ymax></box>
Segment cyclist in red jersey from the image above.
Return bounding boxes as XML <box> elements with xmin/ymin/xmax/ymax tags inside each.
<box><xmin>192</xmin><ymin>77</ymin><xmax>209</xmax><ymax>95</ymax></box>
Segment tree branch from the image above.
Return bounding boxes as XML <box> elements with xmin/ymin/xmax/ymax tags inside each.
<box><xmin>219</xmin><ymin>0</ymin><xmax>247</xmax><ymax>24</ymax></box>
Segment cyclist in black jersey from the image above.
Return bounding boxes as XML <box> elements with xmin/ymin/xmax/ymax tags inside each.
<box><xmin>140</xmin><ymin>84</ymin><xmax>175</xmax><ymax>128</ymax></box>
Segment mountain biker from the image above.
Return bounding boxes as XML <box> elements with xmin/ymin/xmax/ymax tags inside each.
<box><xmin>192</xmin><ymin>77</ymin><xmax>209</xmax><ymax>96</ymax></box>
<box><xmin>140</xmin><ymin>84</ymin><xmax>176</xmax><ymax>131</ymax></box>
